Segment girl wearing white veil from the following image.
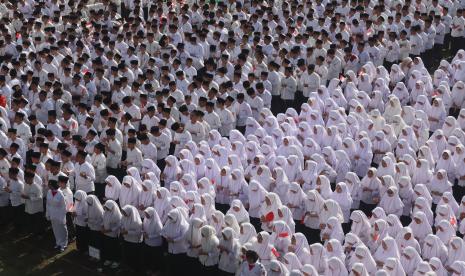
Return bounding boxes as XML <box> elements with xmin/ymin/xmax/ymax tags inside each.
<box><xmin>386</xmin><ymin>214</ymin><xmax>403</xmax><ymax>238</ymax></box>
<box><xmin>395</xmin><ymin>227</ymin><xmax>421</xmax><ymax>254</ymax></box>
<box><xmin>350</xmin><ymin>246</ymin><xmax>377</xmax><ymax>275</ymax></box>
<box><xmin>161</xmin><ymin>208</ymin><xmax>190</xmax><ymax>274</ymax></box>
<box><xmin>384</xmin><ymin>95</ymin><xmax>402</xmax><ymax>124</ymax></box>
<box><xmin>218</xmin><ymin>227</ymin><xmax>240</xmax><ymax>274</ymax></box>
<box><xmin>436</xmin><ymin>150</ymin><xmax>457</xmax><ymax>182</ymax></box>
<box><xmin>303</xmin><ymin>190</ymin><xmax>324</xmax><ymax>242</ymax></box>
<box><xmin>104</xmin><ymin>175</ymin><xmax>121</xmax><ymax>202</ymax></box>
<box><xmin>373</xmin><ymin>237</ymin><xmax>400</xmax><ymax>268</ymax></box>
<box><xmin>253</xmin><ymin>231</ymin><xmax>276</xmax><ymax>269</ymax></box>
<box><xmin>331</xmin><ymin>182</ymin><xmax>353</xmax><ymax>225</ymax></box>
<box><xmin>142</xmin><ymin>207</ymin><xmax>163</xmax><ymax>274</ymax></box>
<box><xmin>86</xmin><ymin>195</ymin><xmax>104</xmax><ymax>258</ymax></box>
<box><xmin>392</xmin><ymin>82</ymin><xmax>409</xmax><ymax>105</ymax></box>
<box><xmin>436</xmin><ymin>219</ymin><xmax>456</xmax><ymax>245</ymax></box>
<box><xmin>154</xmin><ymin>187</ymin><xmax>171</xmax><ymax>224</ymax></box>
<box><xmin>412</xmin><ymin>197</ymin><xmax>434</xmax><ymax>225</ymax></box>
<box><xmin>198</xmin><ymin>225</ymin><xmax>220</xmax><ymax>268</ymax></box>
<box><xmin>102</xmin><ymin>200</ymin><xmax>122</xmax><ymax>268</ymax></box>
<box><xmin>359</xmin><ymin>168</ymin><xmax>381</xmax><ymax>215</ymax></box>
<box><xmin>430</xmin><ymin>170</ymin><xmax>453</xmax><ymax>205</ymax></box>
<box><xmin>326</xmin><ymin>257</ymin><xmax>348</xmax><ymax>276</ymax></box>
<box><xmin>138</xmin><ymin>180</ymin><xmax>155</xmax><ymax>215</ymax></box>
<box><xmin>321</xmin><ymin>216</ymin><xmax>345</xmax><ymax>243</ymax></box>
<box><xmin>248</xmin><ymin>180</ymin><xmax>267</xmax><ymax>229</ymax></box>
<box><xmin>354</xmin><ymin>138</ymin><xmax>373</xmax><ymax>177</ymax></box>
<box><xmin>285</xmin><ymin>182</ymin><xmax>305</xmax><ymax>221</ymax></box>
<box><xmin>120</xmin><ymin>205</ymin><xmax>143</xmax><ymax>272</ymax></box>
<box><xmin>400</xmin><ymin>246</ymin><xmax>422</xmax><ymax>275</ymax></box>
<box><xmin>383</xmin><ymin>257</ymin><xmax>405</xmax><ymax>276</ymax></box>
<box><xmin>429</xmin><ymin>257</ymin><xmax>448</xmax><ymax>276</ymax></box>
<box><xmin>446</xmin><ymin>237</ymin><xmax>465</xmax><ymax>269</ymax></box>
<box><xmin>349</xmin><ymin>263</ymin><xmax>369</xmax><ymax>276</ymax></box>
<box><xmin>267</xmin><ymin>260</ymin><xmax>289</xmax><ymax>276</ymax></box>
<box><xmin>379</xmin><ymin>186</ymin><xmax>404</xmax><ymax>216</ymax></box>
<box><xmin>409</xmin><ymin>211</ymin><xmax>433</xmax><ymax>244</ymax></box>
<box><xmin>238</xmin><ymin>223</ymin><xmax>257</xmax><ymax>246</ymax></box>
<box><xmin>161</xmin><ymin>155</ymin><xmax>182</xmax><ymax>188</ymax></box>
<box><xmin>422</xmin><ymin>234</ymin><xmax>448</xmax><ymax>263</ymax></box>
<box><xmin>73</xmin><ymin>190</ymin><xmax>88</xmax><ymax>253</ymax></box>
<box><xmin>270</xmin><ymin>220</ymin><xmax>292</xmax><ymax>254</ymax></box>
<box><xmin>119</xmin><ymin>176</ymin><xmax>142</xmax><ymax>207</ymax></box>
<box><xmin>349</xmin><ymin>210</ymin><xmax>371</xmax><ymax>244</ymax></box>
<box><xmin>345</xmin><ymin>172</ymin><xmax>361</xmax><ymax>209</ymax></box>
<box><xmin>226</xmin><ymin>199</ymin><xmax>250</xmax><ymax>225</ymax></box>
<box><xmin>398</xmin><ymin>176</ymin><xmax>414</xmax><ymax>220</ymax></box>
<box><xmin>428</xmin><ymin>97</ymin><xmax>447</xmax><ymax>131</ymax></box>
<box><xmin>309</xmin><ymin>243</ymin><xmax>328</xmax><ymax>274</ymax></box>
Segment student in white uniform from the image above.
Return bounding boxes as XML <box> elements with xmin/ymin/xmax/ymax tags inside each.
<box><xmin>7</xmin><ymin>167</ymin><xmax>25</xmax><ymax>231</ymax></box>
<box><xmin>161</xmin><ymin>208</ymin><xmax>190</xmax><ymax>275</ymax></box>
<box><xmin>86</xmin><ymin>195</ymin><xmax>104</xmax><ymax>259</ymax></box>
<box><xmin>46</xmin><ymin>180</ymin><xmax>68</xmax><ymax>252</ymax></box>
<box><xmin>73</xmin><ymin>190</ymin><xmax>88</xmax><ymax>254</ymax></box>
<box><xmin>142</xmin><ymin>207</ymin><xmax>164</xmax><ymax>274</ymax></box>
<box><xmin>22</xmin><ymin>171</ymin><xmax>44</xmax><ymax>234</ymax></box>
<box><xmin>120</xmin><ymin>205</ymin><xmax>143</xmax><ymax>273</ymax></box>
<box><xmin>74</xmin><ymin>151</ymin><xmax>96</xmax><ymax>194</ymax></box>
<box><xmin>58</xmin><ymin>176</ymin><xmax>75</xmax><ymax>242</ymax></box>
<box><xmin>101</xmin><ymin>200</ymin><xmax>122</xmax><ymax>269</ymax></box>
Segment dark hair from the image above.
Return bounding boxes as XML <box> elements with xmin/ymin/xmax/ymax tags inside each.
<box><xmin>245</xmin><ymin>250</ymin><xmax>259</xmax><ymax>262</ymax></box>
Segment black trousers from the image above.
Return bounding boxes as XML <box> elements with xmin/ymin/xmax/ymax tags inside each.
<box><xmin>12</xmin><ymin>204</ymin><xmax>24</xmax><ymax>230</ymax></box>
<box><xmin>88</xmin><ymin>229</ymin><xmax>103</xmax><ymax>251</ymax></box>
<box><xmin>451</xmin><ymin>36</ymin><xmax>462</xmax><ymax>57</ymax></box>
<box><xmin>122</xmin><ymin>240</ymin><xmax>142</xmax><ymax>272</ymax></box>
<box><xmin>271</xmin><ymin>95</ymin><xmax>284</xmax><ymax>115</ymax></box>
<box><xmin>142</xmin><ymin>243</ymin><xmax>164</xmax><ymax>272</ymax></box>
<box><xmin>27</xmin><ymin>212</ymin><xmax>45</xmax><ymax>234</ymax></box>
<box><xmin>94</xmin><ymin>182</ymin><xmax>105</xmax><ymax>201</ymax></box>
<box><xmin>359</xmin><ymin>201</ymin><xmax>377</xmax><ymax>216</ymax></box>
<box><xmin>75</xmin><ymin>225</ymin><xmax>89</xmax><ymax>253</ymax></box>
<box><xmin>102</xmin><ymin>235</ymin><xmax>121</xmax><ymax>262</ymax></box>
<box><xmin>157</xmin><ymin>159</ymin><xmax>166</xmax><ymax>173</ymax></box>
<box><xmin>66</xmin><ymin>212</ymin><xmax>76</xmax><ymax>239</ymax></box>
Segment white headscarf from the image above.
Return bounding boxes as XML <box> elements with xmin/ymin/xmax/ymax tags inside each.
<box><xmin>309</xmin><ymin>243</ymin><xmax>328</xmax><ymax>274</ymax></box>
<box><xmin>382</xmin><ymin>257</ymin><xmax>405</xmax><ymax>276</ymax></box>
<box><xmin>400</xmin><ymin>246</ymin><xmax>422</xmax><ymax>275</ymax></box>
<box><xmin>226</xmin><ymin>199</ymin><xmax>250</xmax><ymax>225</ymax></box>
<box><xmin>86</xmin><ymin>195</ymin><xmax>104</xmax><ymax>230</ymax></box>
<box><xmin>104</xmin><ymin>175</ymin><xmax>121</xmax><ymax>201</ymax></box>
<box><xmin>103</xmin><ymin>200</ymin><xmax>122</xmax><ymax>234</ymax></box>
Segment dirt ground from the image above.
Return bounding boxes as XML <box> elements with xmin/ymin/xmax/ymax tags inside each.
<box><xmin>0</xmin><ymin>223</ymin><xmax>135</xmax><ymax>276</ymax></box>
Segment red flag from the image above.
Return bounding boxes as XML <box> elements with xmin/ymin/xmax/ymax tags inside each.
<box><xmin>15</xmin><ymin>32</ymin><xmax>21</xmax><ymax>40</ymax></box>
<box><xmin>300</xmin><ymin>215</ymin><xmax>306</xmax><ymax>224</ymax></box>
<box><xmin>271</xmin><ymin>247</ymin><xmax>280</xmax><ymax>258</ymax></box>
<box><xmin>372</xmin><ymin>233</ymin><xmax>379</xmax><ymax>241</ymax></box>
<box><xmin>278</xmin><ymin>232</ymin><xmax>289</xmax><ymax>238</ymax></box>
<box><xmin>211</xmin><ymin>179</ymin><xmax>215</xmax><ymax>185</ymax></box>
<box><xmin>265</xmin><ymin>212</ymin><xmax>274</xmax><ymax>222</ymax></box>
<box><xmin>451</xmin><ymin>216</ymin><xmax>457</xmax><ymax>226</ymax></box>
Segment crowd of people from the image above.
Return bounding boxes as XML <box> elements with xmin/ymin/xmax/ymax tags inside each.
<box><xmin>2</xmin><ymin>0</ymin><xmax>465</xmax><ymax>275</ymax></box>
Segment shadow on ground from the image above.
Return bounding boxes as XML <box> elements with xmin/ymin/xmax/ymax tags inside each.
<box><xmin>0</xmin><ymin>223</ymin><xmax>137</xmax><ymax>276</ymax></box>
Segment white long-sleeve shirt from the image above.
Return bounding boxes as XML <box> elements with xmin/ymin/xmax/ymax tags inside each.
<box><xmin>46</xmin><ymin>189</ymin><xmax>66</xmax><ymax>224</ymax></box>
<box><xmin>24</xmin><ymin>182</ymin><xmax>43</xmax><ymax>214</ymax></box>
<box><xmin>280</xmin><ymin>76</ymin><xmax>297</xmax><ymax>100</ymax></box>
<box><xmin>301</xmin><ymin>71</ymin><xmax>321</xmax><ymax>97</ymax></box>
<box><xmin>151</xmin><ymin>132</ymin><xmax>171</xmax><ymax>160</ymax></box>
